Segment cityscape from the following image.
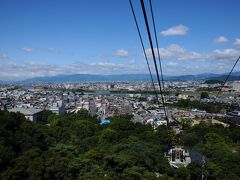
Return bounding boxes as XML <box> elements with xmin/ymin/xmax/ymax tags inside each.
<box><xmin>1</xmin><ymin>0</ymin><xmax>240</xmax><ymax>179</ymax></box>
<box><xmin>2</xmin><ymin>80</ymin><xmax>240</xmax><ymax>127</ymax></box>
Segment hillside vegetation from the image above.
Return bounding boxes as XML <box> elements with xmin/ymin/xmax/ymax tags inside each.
<box><xmin>0</xmin><ymin>110</ymin><xmax>240</xmax><ymax>179</ymax></box>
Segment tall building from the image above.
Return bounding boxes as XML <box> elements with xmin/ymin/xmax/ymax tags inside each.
<box><xmin>89</xmin><ymin>98</ymin><xmax>97</xmax><ymax>117</ymax></box>
<box><xmin>48</xmin><ymin>100</ymin><xmax>65</xmax><ymax>115</ymax></box>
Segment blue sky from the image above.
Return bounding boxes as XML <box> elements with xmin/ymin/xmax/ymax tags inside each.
<box><xmin>0</xmin><ymin>0</ymin><xmax>240</xmax><ymax>80</ymax></box>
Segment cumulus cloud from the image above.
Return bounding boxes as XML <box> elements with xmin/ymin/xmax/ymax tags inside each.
<box><xmin>210</xmin><ymin>48</ymin><xmax>240</xmax><ymax>59</ymax></box>
<box><xmin>167</xmin><ymin>62</ymin><xmax>178</xmax><ymax>67</ymax></box>
<box><xmin>145</xmin><ymin>44</ymin><xmax>240</xmax><ymax>64</ymax></box>
<box><xmin>214</xmin><ymin>36</ymin><xmax>229</xmax><ymax>44</ymax></box>
<box><xmin>2</xmin><ymin>45</ymin><xmax>240</xmax><ymax>80</ymax></box>
<box><xmin>47</xmin><ymin>48</ymin><xmax>58</xmax><ymax>52</ymax></box>
<box><xmin>128</xmin><ymin>59</ymin><xmax>135</xmax><ymax>65</ymax></box>
<box><xmin>234</xmin><ymin>38</ymin><xmax>240</xmax><ymax>46</ymax></box>
<box><xmin>114</xmin><ymin>49</ymin><xmax>129</xmax><ymax>57</ymax></box>
<box><xmin>21</xmin><ymin>47</ymin><xmax>58</xmax><ymax>53</ymax></box>
<box><xmin>145</xmin><ymin>44</ymin><xmax>202</xmax><ymax>60</ymax></box>
<box><xmin>0</xmin><ymin>53</ymin><xmax>8</xmax><ymax>59</ymax></box>
<box><xmin>160</xmin><ymin>25</ymin><xmax>189</xmax><ymax>36</ymax></box>
<box><xmin>0</xmin><ymin>61</ymin><xmax>146</xmax><ymax>80</ymax></box>
<box><xmin>21</xmin><ymin>47</ymin><xmax>35</xmax><ymax>52</ymax></box>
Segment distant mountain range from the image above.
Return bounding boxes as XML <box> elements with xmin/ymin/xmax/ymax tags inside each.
<box><xmin>20</xmin><ymin>73</ymin><xmax>218</xmax><ymax>83</ymax></box>
<box><xmin>2</xmin><ymin>72</ymin><xmax>240</xmax><ymax>83</ymax></box>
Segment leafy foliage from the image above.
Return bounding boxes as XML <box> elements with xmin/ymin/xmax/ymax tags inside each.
<box><xmin>0</xmin><ymin>110</ymin><xmax>174</xmax><ymax>179</ymax></box>
<box><xmin>181</xmin><ymin>122</ymin><xmax>240</xmax><ymax>179</ymax></box>
<box><xmin>0</xmin><ymin>109</ymin><xmax>239</xmax><ymax>179</ymax></box>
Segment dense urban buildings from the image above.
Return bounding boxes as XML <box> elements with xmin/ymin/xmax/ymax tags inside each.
<box><xmin>1</xmin><ymin>80</ymin><xmax>240</xmax><ymax>128</ymax></box>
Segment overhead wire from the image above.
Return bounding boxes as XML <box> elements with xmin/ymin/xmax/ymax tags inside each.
<box><xmin>215</xmin><ymin>55</ymin><xmax>240</xmax><ymax>99</ymax></box>
<box><xmin>149</xmin><ymin>0</ymin><xmax>165</xmax><ymax>89</ymax></box>
<box><xmin>129</xmin><ymin>0</ymin><xmax>160</xmax><ymax>105</ymax></box>
<box><xmin>129</xmin><ymin>0</ymin><xmax>239</xmax><ymax>126</ymax></box>
<box><xmin>140</xmin><ymin>0</ymin><xmax>168</xmax><ymax>124</ymax></box>
<box><xmin>148</xmin><ymin>0</ymin><xmax>168</xmax><ymax>118</ymax></box>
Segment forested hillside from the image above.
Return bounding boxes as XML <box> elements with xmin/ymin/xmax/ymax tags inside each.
<box><xmin>0</xmin><ymin>110</ymin><xmax>240</xmax><ymax>179</ymax></box>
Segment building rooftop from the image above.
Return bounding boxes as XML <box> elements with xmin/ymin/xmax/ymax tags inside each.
<box><xmin>9</xmin><ymin>107</ymin><xmax>43</xmax><ymax>115</ymax></box>
<box><xmin>100</xmin><ymin>119</ymin><xmax>110</xmax><ymax>125</ymax></box>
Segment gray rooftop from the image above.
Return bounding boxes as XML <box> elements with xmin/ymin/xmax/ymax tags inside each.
<box><xmin>9</xmin><ymin>108</ymin><xmax>43</xmax><ymax>115</ymax></box>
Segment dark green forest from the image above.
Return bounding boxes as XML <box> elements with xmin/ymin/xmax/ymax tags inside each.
<box><xmin>0</xmin><ymin>110</ymin><xmax>240</xmax><ymax>179</ymax></box>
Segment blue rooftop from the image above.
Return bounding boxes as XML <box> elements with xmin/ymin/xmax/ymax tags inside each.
<box><xmin>100</xmin><ymin>119</ymin><xmax>110</xmax><ymax>125</ymax></box>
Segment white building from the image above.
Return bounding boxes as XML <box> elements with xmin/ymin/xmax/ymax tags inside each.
<box><xmin>232</xmin><ymin>81</ymin><xmax>240</xmax><ymax>92</ymax></box>
<box><xmin>48</xmin><ymin>100</ymin><xmax>65</xmax><ymax>115</ymax></box>
<box><xmin>165</xmin><ymin>146</ymin><xmax>191</xmax><ymax>168</ymax></box>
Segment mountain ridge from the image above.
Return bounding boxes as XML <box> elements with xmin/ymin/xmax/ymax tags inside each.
<box><xmin>20</xmin><ymin>73</ymin><xmax>221</xmax><ymax>83</ymax></box>
<box><xmin>1</xmin><ymin>72</ymin><xmax>240</xmax><ymax>83</ymax></box>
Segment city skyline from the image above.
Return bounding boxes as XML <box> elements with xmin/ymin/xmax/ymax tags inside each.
<box><xmin>1</xmin><ymin>0</ymin><xmax>240</xmax><ymax>80</ymax></box>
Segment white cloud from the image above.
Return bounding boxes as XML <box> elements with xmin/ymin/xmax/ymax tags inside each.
<box><xmin>47</xmin><ymin>48</ymin><xmax>58</xmax><ymax>52</ymax></box>
<box><xmin>128</xmin><ymin>59</ymin><xmax>135</xmax><ymax>65</ymax></box>
<box><xmin>214</xmin><ymin>36</ymin><xmax>229</xmax><ymax>44</ymax></box>
<box><xmin>234</xmin><ymin>38</ymin><xmax>240</xmax><ymax>46</ymax></box>
<box><xmin>210</xmin><ymin>48</ymin><xmax>240</xmax><ymax>59</ymax></box>
<box><xmin>145</xmin><ymin>44</ymin><xmax>202</xmax><ymax>60</ymax></box>
<box><xmin>0</xmin><ymin>60</ymin><xmax>147</xmax><ymax>80</ymax></box>
<box><xmin>0</xmin><ymin>53</ymin><xmax>8</xmax><ymax>59</ymax></box>
<box><xmin>160</xmin><ymin>25</ymin><xmax>189</xmax><ymax>36</ymax></box>
<box><xmin>114</xmin><ymin>49</ymin><xmax>129</xmax><ymax>57</ymax></box>
<box><xmin>21</xmin><ymin>47</ymin><xmax>34</xmax><ymax>52</ymax></box>
<box><xmin>167</xmin><ymin>62</ymin><xmax>178</xmax><ymax>67</ymax></box>
<box><xmin>21</xmin><ymin>47</ymin><xmax>58</xmax><ymax>53</ymax></box>
<box><xmin>145</xmin><ymin>43</ymin><xmax>240</xmax><ymax>64</ymax></box>
<box><xmin>2</xmin><ymin>45</ymin><xmax>240</xmax><ymax>80</ymax></box>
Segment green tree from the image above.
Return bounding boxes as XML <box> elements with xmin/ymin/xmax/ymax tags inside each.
<box><xmin>207</xmin><ymin>162</ymin><xmax>222</xmax><ymax>179</ymax></box>
<box><xmin>179</xmin><ymin>118</ymin><xmax>193</xmax><ymax>130</ymax></box>
<box><xmin>48</xmin><ymin>114</ymin><xmax>58</xmax><ymax>126</ymax></box>
<box><xmin>122</xmin><ymin>166</ymin><xmax>155</xmax><ymax>180</ymax></box>
<box><xmin>40</xmin><ymin>110</ymin><xmax>53</xmax><ymax>124</ymax></box>
<box><xmin>187</xmin><ymin>161</ymin><xmax>202</xmax><ymax>180</ymax></box>
<box><xmin>174</xmin><ymin>167</ymin><xmax>190</xmax><ymax>180</ymax></box>
<box><xmin>200</xmin><ymin>92</ymin><xmax>209</xmax><ymax>99</ymax></box>
<box><xmin>99</xmin><ymin>128</ymin><xmax>119</xmax><ymax>144</ymax></box>
<box><xmin>181</xmin><ymin>132</ymin><xmax>199</xmax><ymax>147</ymax></box>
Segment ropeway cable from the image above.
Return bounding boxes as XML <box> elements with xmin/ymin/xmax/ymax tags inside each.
<box><xmin>149</xmin><ymin>0</ymin><xmax>165</xmax><ymax>90</ymax></box>
<box><xmin>140</xmin><ymin>0</ymin><xmax>168</xmax><ymax>124</ymax></box>
<box><xmin>215</xmin><ymin>55</ymin><xmax>240</xmax><ymax>99</ymax></box>
<box><xmin>129</xmin><ymin>0</ymin><xmax>160</xmax><ymax>105</ymax></box>
<box><xmin>148</xmin><ymin>0</ymin><xmax>169</xmax><ymax>119</ymax></box>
